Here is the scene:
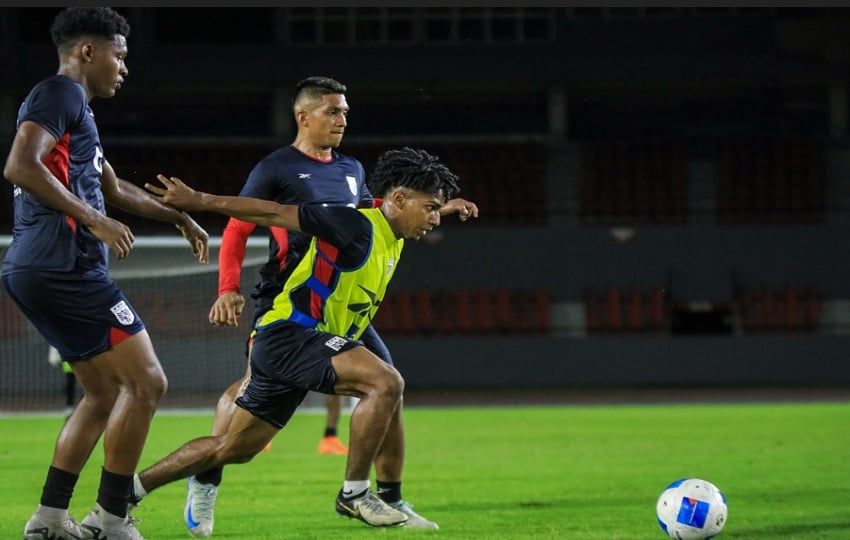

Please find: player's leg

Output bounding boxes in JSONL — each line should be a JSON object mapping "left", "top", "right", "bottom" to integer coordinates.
{"left": 21, "top": 356, "right": 119, "bottom": 540}
{"left": 133, "top": 405, "right": 279, "bottom": 537}
{"left": 362, "top": 325, "right": 438, "bottom": 529}
{"left": 77, "top": 330, "right": 167, "bottom": 539}
{"left": 318, "top": 394, "right": 349, "bottom": 455}
{"left": 189, "top": 337, "right": 253, "bottom": 523}
{"left": 6, "top": 271, "right": 157, "bottom": 540}
{"left": 209, "top": 332, "right": 255, "bottom": 439}
{"left": 330, "top": 346, "right": 408, "bottom": 527}
{"left": 134, "top": 343, "right": 298, "bottom": 539}
{"left": 137, "top": 406, "right": 278, "bottom": 493}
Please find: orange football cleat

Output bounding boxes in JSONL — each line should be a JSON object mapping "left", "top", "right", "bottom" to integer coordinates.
{"left": 318, "top": 435, "right": 348, "bottom": 455}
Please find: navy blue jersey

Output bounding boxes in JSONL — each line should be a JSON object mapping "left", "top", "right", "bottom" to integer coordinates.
{"left": 2, "top": 75, "right": 108, "bottom": 275}
{"left": 240, "top": 145, "right": 373, "bottom": 299}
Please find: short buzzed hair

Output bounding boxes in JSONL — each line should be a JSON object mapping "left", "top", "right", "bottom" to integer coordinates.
{"left": 292, "top": 76, "right": 347, "bottom": 112}
{"left": 50, "top": 7, "right": 130, "bottom": 51}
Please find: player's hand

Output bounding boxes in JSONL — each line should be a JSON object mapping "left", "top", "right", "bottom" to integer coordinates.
{"left": 440, "top": 197, "right": 479, "bottom": 222}
{"left": 209, "top": 291, "right": 245, "bottom": 327}
{"left": 88, "top": 214, "right": 135, "bottom": 260}
{"left": 145, "top": 174, "right": 202, "bottom": 211}
{"left": 176, "top": 215, "right": 210, "bottom": 264}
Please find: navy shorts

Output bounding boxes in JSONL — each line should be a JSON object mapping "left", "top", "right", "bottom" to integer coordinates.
{"left": 236, "top": 321, "right": 360, "bottom": 428}
{"left": 249, "top": 296, "right": 392, "bottom": 365}
{"left": 2, "top": 270, "right": 145, "bottom": 361}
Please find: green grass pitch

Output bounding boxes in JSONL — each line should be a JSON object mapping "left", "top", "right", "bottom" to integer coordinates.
{"left": 1, "top": 400, "right": 847, "bottom": 539}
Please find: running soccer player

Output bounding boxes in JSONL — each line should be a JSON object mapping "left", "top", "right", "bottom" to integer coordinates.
{"left": 134, "top": 147, "right": 470, "bottom": 529}
{"left": 3, "top": 8, "right": 209, "bottom": 540}
{"left": 179, "top": 77, "right": 476, "bottom": 536}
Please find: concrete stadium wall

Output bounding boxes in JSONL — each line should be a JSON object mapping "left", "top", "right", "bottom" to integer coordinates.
{"left": 385, "top": 334, "right": 850, "bottom": 389}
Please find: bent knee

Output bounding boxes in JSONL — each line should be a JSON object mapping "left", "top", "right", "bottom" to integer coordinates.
{"left": 377, "top": 368, "right": 404, "bottom": 399}
{"left": 126, "top": 369, "right": 168, "bottom": 405}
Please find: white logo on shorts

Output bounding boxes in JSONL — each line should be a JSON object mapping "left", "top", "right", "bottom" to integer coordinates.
{"left": 325, "top": 336, "right": 348, "bottom": 351}
{"left": 110, "top": 300, "right": 135, "bottom": 325}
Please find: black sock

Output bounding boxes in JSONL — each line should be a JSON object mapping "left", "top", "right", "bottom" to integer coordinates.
{"left": 195, "top": 467, "right": 223, "bottom": 487}
{"left": 40, "top": 466, "right": 79, "bottom": 509}
{"left": 324, "top": 427, "right": 338, "bottom": 437}
{"left": 376, "top": 481, "right": 402, "bottom": 504}
{"left": 96, "top": 468, "right": 132, "bottom": 518}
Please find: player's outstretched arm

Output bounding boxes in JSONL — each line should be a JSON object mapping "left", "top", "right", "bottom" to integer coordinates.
{"left": 101, "top": 161, "right": 210, "bottom": 263}
{"left": 146, "top": 175, "right": 302, "bottom": 232}
{"left": 440, "top": 197, "right": 480, "bottom": 221}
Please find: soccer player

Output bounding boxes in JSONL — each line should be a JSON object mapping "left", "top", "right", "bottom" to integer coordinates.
{"left": 207, "top": 77, "right": 366, "bottom": 472}
{"left": 135, "top": 147, "right": 468, "bottom": 529}
{"left": 178, "top": 76, "right": 476, "bottom": 536}
{"left": 2, "top": 8, "right": 209, "bottom": 540}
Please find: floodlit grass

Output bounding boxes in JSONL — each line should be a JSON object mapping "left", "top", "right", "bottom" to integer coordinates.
{"left": 1, "top": 401, "right": 848, "bottom": 539}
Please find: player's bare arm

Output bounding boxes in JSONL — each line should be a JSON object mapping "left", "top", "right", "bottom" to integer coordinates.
{"left": 209, "top": 292, "right": 246, "bottom": 328}
{"left": 3, "top": 120, "right": 135, "bottom": 259}
{"left": 441, "top": 197, "right": 479, "bottom": 221}
{"left": 101, "top": 161, "right": 210, "bottom": 264}
{"left": 146, "top": 174, "right": 302, "bottom": 231}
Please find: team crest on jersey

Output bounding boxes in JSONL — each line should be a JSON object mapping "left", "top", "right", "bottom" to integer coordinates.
{"left": 346, "top": 175, "right": 357, "bottom": 196}
{"left": 324, "top": 336, "right": 349, "bottom": 351}
{"left": 110, "top": 300, "right": 135, "bottom": 325}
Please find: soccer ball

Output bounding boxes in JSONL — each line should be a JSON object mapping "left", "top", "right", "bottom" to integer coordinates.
{"left": 656, "top": 478, "right": 727, "bottom": 540}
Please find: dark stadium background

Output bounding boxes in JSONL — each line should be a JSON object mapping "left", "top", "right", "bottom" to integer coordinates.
{"left": 3, "top": 7, "right": 850, "bottom": 398}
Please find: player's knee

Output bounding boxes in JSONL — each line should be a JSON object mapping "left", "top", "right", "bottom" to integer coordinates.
{"left": 146, "top": 370, "right": 168, "bottom": 401}
{"left": 377, "top": 368, "right": 404, "bottom": 401}
{"left": 130, "top": 369, "right": 167, "bottom": 406}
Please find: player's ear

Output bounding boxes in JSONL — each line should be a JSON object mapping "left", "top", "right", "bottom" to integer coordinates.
{"left": 295, "top": 109, "right": 309, "bottom": 126}
{"left": 80, "top": 42, "right": 95, "bottom": 63}
{"left": 389, "top": 188, "right": 406, "bottom": 209}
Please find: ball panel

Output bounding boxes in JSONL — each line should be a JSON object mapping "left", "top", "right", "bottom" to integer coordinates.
{"left": 655, "top": 477, "right": 727, "bottom": 540}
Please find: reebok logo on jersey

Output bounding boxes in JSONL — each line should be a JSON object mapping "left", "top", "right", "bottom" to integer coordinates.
{"left": 298, "top": 173, "right": 312, "bottom": 179}
{"left": 110, "top": 300, "right": 135, "bottom": 325}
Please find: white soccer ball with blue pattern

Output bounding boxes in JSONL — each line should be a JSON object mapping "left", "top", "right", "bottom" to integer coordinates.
{"left": 656, "top": 478, "right": 727, "bottom": 540}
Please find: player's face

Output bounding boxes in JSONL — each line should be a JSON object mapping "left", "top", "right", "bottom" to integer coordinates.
{"left": 89, "top": 35, "right": 128, "bottom": 98}
{"left": 397, "top": 190, "right": 445, "bottom": 241}
{"left": 305, "top": 94, "right": 349, "bottom": 149}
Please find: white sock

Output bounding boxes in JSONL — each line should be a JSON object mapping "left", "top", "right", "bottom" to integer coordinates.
{"left": 133, "top": 474, "right": 148, "bottom": 500}
{"left": 36, "top": 505, "right": 68, "bottom": 521}
{"left": 98, "top": 506, "right": 128, "bottom": 528}
{"left": 342, "top": 480, "right": 370, "bottom": 498}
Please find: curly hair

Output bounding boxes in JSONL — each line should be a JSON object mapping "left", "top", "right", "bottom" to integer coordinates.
{"left": 368, "top": 147, "right": 461, "bottom": 201}
{"left": 292, "top": 76, "right": 347, "bottom": 110}
{"left": 50, "top": 7, "right": 130, "bottom": 50}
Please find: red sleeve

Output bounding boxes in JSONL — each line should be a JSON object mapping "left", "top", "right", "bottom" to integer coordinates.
{"left": 218, "top": 217, "right": 257, "bottom": 295}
